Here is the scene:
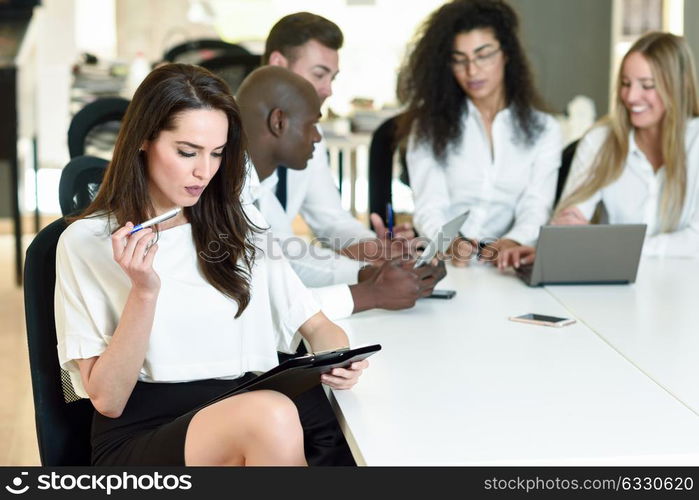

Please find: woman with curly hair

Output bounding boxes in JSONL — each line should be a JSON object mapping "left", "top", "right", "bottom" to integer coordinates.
{"left": 500, "top": 32, "right": 699, "bottom": 269}
{"left": 400, "top": 0, "right": 562, "bottom": 265}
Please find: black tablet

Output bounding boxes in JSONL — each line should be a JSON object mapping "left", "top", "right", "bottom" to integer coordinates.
{"left": 201, "top": 344, "right": 381, "bottom": 405}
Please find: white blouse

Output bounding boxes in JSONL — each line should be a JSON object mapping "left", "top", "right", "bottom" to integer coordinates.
{"left": 54, "top": 205, "right": 321, "bottom": 398}
{"left": 407, "top": 99, "right": 563, "bottom": 246}
{"left": 561, "top": 118, "right": 699, "bottom": 257}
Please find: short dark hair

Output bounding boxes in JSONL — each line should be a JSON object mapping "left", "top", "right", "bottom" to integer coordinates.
{"left": 262, "top": 12, "right": 343, "bottom": 64}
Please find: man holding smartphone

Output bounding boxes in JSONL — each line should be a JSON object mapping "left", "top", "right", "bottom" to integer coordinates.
{"left": 258, "top": 12, "right": 447, "bottom": 318}
{"left": 241, "top": 12, "right": 447, "bottom": 467}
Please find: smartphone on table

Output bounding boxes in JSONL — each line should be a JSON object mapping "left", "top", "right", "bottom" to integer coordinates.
{"left": 508, "top": 313, "right": 576, "bottom": 327}
{"left": 426, "top": 289, "right": 456, "bottom": 299}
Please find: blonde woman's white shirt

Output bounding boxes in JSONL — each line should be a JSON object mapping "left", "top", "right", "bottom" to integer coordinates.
{"left": 407, "top": 99, "right": 563, "bottom": 246}
{"left": 561, "top": 118, "right": 699, "bottom": 257}
{"left": 54, "top": 204, "right": 320, "bottom": 399}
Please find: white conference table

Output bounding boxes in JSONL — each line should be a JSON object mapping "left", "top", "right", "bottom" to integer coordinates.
{"left": 546, "top": 258, "right": 699, "bottom": 414}
{"left": 331, "top": 260, "right": 699, "bottom": 466}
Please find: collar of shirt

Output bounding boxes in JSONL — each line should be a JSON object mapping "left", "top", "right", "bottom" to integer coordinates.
{"left": 465, "top": 98, "right": 511, "bottom": 129}
{"left": 626, "top": 128, "right": 664, "bottom": 182}
{"left": 260, "top": 169, "right": 280, "bottom": 194}
{"left": 623, "top": 128, "right": 664, "bottom": 235}
{"left": 242, "top": 160, "right": 279, "bottom": 206}
{"left": 628, "top": 128, "right": 642, "bottom": 157}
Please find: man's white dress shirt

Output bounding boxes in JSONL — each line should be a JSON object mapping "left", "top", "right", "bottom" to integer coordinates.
{"left": 245, "top": 135, "right": 376, "bottom": 319}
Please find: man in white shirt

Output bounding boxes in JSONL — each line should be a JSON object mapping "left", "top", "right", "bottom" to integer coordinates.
{"left": 260, "top": 12, "right": 446, "bottom": 319}
{"left": 237, "top": 63, "right": 442, "bottom": 467}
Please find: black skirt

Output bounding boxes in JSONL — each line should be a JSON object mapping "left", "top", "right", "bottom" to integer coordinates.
{"left": 91, "top": 374, "right": 256, "bottom": 466}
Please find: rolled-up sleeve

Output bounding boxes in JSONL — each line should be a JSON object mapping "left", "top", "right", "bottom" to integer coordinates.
{"left": 54, "top": 233, "right": 112, "bottom": 398}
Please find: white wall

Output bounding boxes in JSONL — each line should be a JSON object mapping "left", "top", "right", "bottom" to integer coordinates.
{"left": 212, "top": 0, "right": 445, "bottom": 113}
{"left": 112, "top": 0, "right": 445, "bottom": 113}
{"left": 75, "top": 0, "right": 117, "bottom": 60}
{"left": 115, "top": 0, "right": 218, "bottom": 63}
{"left": 33, "top": 0, "right": 77, "bottom": 171}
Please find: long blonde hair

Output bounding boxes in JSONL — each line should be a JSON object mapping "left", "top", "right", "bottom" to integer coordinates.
{"left": 556, "top": 32, "right": 699, "bottom": 232}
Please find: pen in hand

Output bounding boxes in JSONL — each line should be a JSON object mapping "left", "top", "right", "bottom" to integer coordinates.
{"left": 129, "top": 208, "right": 181, "bottom": 234}
{"left": 386, "top": 202, "right": 394, "bottom": 239}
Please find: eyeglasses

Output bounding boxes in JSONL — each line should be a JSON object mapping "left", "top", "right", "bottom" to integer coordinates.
{"left": 450, "top": 47, "right": 502, "bottom": 71}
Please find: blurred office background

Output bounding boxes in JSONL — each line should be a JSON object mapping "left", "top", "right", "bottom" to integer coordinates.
{"left": 0, "top": 0, "right": 695, "bottom": 465}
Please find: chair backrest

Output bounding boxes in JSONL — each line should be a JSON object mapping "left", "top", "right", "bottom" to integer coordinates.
{"left": 554, "top": 139, "right": 580, "bottom": 207}
{"left": 367, "top": 113, "right": 409, "bottom": 224}
{"left": 198, "top": 53, "right": 260, "bottom": 93}
{"left": 68, "top": 97, "right": 130, "bottom": 159}
{"left": 24, "top": 218, "right": 94, "bottom": 465}
{"left": 58, "top": 155, "right": 108, "bottom": 216}
{"left": 163, "top": 38, "right": 251, "bottom": 63}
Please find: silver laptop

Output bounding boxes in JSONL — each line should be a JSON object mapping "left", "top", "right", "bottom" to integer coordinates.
{"left": 516, "top": 224, "right": 647, "bottom": 286}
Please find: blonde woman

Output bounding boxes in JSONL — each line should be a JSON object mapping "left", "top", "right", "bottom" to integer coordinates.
{"left": 499, "top": 32, "right": 699, "bottom": 269}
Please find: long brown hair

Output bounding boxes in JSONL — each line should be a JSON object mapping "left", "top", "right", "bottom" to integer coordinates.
{"left": 556, "top": 32, "right": 699, "bottom": 232}
{"left": 76, "top": 63, "right": 257, "bottom": 317}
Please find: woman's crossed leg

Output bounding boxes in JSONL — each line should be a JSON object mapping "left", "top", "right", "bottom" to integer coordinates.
{"left": 184, "top": 390, "right": 306, "bottom": 466}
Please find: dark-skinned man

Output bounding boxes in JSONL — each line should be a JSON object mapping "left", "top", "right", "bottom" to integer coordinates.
{"left": 236, "top": 66, "right": 444, "bottom": 466}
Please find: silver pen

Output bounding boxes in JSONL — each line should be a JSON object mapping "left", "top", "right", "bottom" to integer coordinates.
{"left": 129, "top": 208, "right": 181, "bottom": 234}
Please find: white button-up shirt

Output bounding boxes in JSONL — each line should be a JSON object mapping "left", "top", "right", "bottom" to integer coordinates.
{"left": 285, "top": 136, "right": 377, "bottom": 248}
{"left": 562, "top": 118, "right": 699, "bottom": 257}
{"left": 407, "top": 99, "right": 563, "bottom": 246}
{"left": 244, "top": 135, "right": 376, "bottom": 319}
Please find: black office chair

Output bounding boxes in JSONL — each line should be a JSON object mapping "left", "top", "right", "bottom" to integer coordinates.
{"left": 68, "top": 97, "right": 130, "bottom": 159}
{"left": 367, "top": 113, "right": 410, "bottom": 226}
{"left": 555, "top": 139, "right": 580, "bottom": 207}
{"left": 24, "top": 218, "right": 94, "bottom": 465}
{"left": 163, "top": 38, "right": 252, "bottom": 63}
{"left": 58, "top": 155, "right": 108, "bottom": 216}
{"left": 198, "top": 53, "right": 260, "bottom": 93}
